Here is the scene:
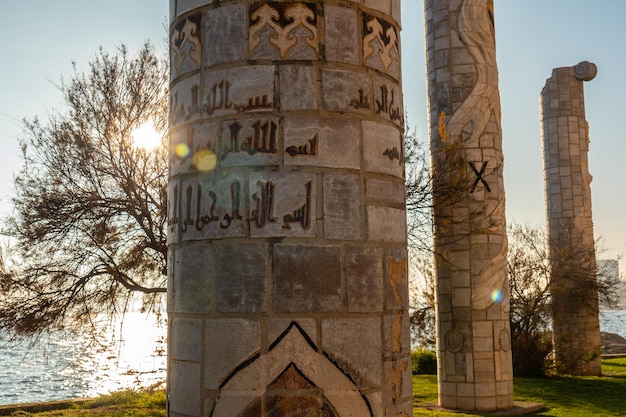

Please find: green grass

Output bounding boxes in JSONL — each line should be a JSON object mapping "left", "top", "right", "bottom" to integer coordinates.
{"left": 412, "top": 358, "right": 626, "bottom": 416}
{"left": 1, "top": 389, "right": 166, "bottom": 417}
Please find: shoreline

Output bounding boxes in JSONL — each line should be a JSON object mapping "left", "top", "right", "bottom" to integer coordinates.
{"left": 0, "top": 398, "right": 94, "bottom": 416}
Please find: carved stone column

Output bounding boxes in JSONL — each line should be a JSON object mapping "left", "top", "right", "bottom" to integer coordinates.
{"left": 167, "top": 1, "right": 411, "bottom": 416}
{"left": 424, "top": 0, "right": 513, "bottom": 411}
{"left": 540, "top": 61, "right": 601, "bottom": 376}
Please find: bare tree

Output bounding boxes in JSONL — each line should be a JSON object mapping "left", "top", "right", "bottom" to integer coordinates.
{"left": 0, "top": 43, "right": 168, "bottom": 338}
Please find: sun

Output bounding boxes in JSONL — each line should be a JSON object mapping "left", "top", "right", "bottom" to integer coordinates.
{"left": 131, "top": 121, "right": 161, "bottom": 151}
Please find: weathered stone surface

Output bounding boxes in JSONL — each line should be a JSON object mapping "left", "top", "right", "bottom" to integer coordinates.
{"left": 168, "top": 0, "right": 410, "bottom": 415}
{"left": 346, "top": 246, "right": 384, "bottom": 312}
{"left": 170, "top": 243, "right": 210, "bottom": 313}
{"left": 322, "top": 318, "right": 382, "bottom": 388}
{"left": 215, "top": 243, "right": 267, "bottom": 313}
{"left": 274, "top": 244, "right": 342, "bottom": 312}
{"left": 170, "top": 317, "right": 202, "bottom": 361}
{"left": 323, "top": 173, "right": 362, "bottom": 240}
{"left": 325, "top": 6, "right": 359, "bottom": 64}
{"left": 365, "top": 178, "right": 405, "bottom": 205}
{"left": 279, "top": 66, "right": 318, "bottom": 110}
{"left": 204, "top": 319, "right": 261, "bottom": 389}
{"left": 363, "top": 121, "right": 404, "bottom": 178}
{"left": 425, "top": 0, "right": 512, "bottom": 411}
{"left": 204, "top": 5, "right": 245, "bottom": 66}
{"left": 322, "top": 69, "right": 370, "bottom": 114}
{"left": 367, "top": 206, "right": 407, "bottom": 243}
{"left": 170, "top": 74, "right": 201, "bottom": 126}
{"left": 248, "top": 171, "right": 316, "bottom": 238}
{"left": 169, "top": 361, "right": 200, "bottom": 416}
{"left": 283, "top": 117, "right": 360, "bottom": 170}
{"left": 540, "top": 62, "right": 601, "bottom": 376}
{"left": 177, "top": 173, "right": 246, "bottom": 241}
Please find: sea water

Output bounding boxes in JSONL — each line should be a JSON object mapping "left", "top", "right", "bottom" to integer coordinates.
{"left": 0, "top": 312, "right": 166, "bottom": 406}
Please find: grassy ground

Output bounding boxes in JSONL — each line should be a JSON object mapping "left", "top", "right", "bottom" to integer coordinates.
{"left": 3, "top": 359, "right": 625, "bottom": 416}
{"left": 413, "top": 358, "right": 626, "bottom": 416}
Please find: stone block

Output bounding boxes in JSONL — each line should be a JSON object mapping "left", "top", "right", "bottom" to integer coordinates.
{"left": 249, "top": 171, "right": 317, "bottom": 238}
{"left": 203, "top": 66, "right": 274, "bottom": 118}
{"left": 178, "top": 173, "right": 246, "bottom": 241}
{"left": 367, "top": 206, "right": 407, "bottom": 243}
{"left": 385, "top": 249, "right": 408, "bottom": 309}
{"left": 170, "top": 74, "right": 201, "bottom": 126}
{"left": 346, "top": 246, "right": 384, "bottom": 312}
{"left": 204, "top": 5, "right": 245, "bottom": 67}
{"left": 170, "top": 317, "right": 202, "bottom": 361}
{"left": 204, "top": 319, "right": 261, "bottom": 389}
{"left": 220, "top": 118, "right": 279, "bottom": 167}
{"left": 323, "top": 173, "right": 362, "bottom": 240}
{"left": 169, "top": 361, "right": 201, "bottom": 417}
{"left": 384, "top": 312, "right": 410, "bottom": 356}
{"left": 322, "top": 69, "right": 370, "bottom": 114}
{"left": 363, "top": 14, "right": 400, "bottom": 80}
{"left": 279, "top": 66, "right": 318, "bottom": 110}
{"left": 273, "top": 244, "right": 342, "bottom": 312}
{"left": 215, "top": 243, "right": 267, "bottom": 313}
{"left": 171, "top": 242, "right": 211, "bottom": 313}
{"left": 325, "top": 6, "right": 359, "bottom": 64}
{"left": 170, "top": 122, "right": 218, "bottom": 176}
{"left": 283, "top": 117, "right": 360, "bottom": 169}
{"left": 249, "top": 2, "right": 319, "bottom": 60}
{"left": 475, "top": 396, "right": 497, "bottom": 411}
{"left": 383, "top": 356, "right": 412, "bottom": 402}
{"left": 171, "top": 13, "right": 202, "bottom": 79}
{"left": 365, "top": 178, "right": 405, "bottom": 205}
{"left": 473, "top": 321, "right": 493, "bottom": 338}
{"left": 322, "top": 318, "right": 382, "bottom": 388}
{"left": 362, "top": 121, "right": 404, "bottom": 178}
{"left": 372, "top": 77, "right": 403, "bottom": 126}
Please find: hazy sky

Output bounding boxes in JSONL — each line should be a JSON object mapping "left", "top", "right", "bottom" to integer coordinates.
{"left": 1, "top": 1, "right": 624, "bottom": 271}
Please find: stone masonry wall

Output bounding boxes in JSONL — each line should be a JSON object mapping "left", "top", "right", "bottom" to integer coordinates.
{"left": 540, "top": 61, "right": 601, "bottom": 376}
{"left": 424, "top": 0, "right": 514, "bottom": 411}
{"left": 167, "top": 1, "right": 412, "bottom": 416}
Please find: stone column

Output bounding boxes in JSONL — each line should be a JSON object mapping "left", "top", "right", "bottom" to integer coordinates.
{"left": 424, "top": 0, "right": 513, "bottom": 411}
{"left": 540, "top": 61, "right": 601, "bottom": 376}
{"left": 167, "top": 1, "right": 411, "bottom": 416}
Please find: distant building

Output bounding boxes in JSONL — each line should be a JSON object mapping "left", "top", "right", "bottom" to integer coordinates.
{"left": 598, "top": 259, "right": 625, "bottom": 309}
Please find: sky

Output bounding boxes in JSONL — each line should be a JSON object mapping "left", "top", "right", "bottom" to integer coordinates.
{"left": 1, "top": 1, "right": 625, "bottom": 273}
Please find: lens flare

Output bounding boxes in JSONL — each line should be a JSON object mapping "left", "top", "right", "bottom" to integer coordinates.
{"left": 175, "top": 143, "right": 190, "bottom": 159}
{"left": 491, "top": 288, "right": 505, "bottom": 304}
{"left": 194, "top": 148, "right": 217, "bottom": 172}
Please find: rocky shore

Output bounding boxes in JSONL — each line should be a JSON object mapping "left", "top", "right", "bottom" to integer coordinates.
{"left": 601, "top": 331, "right": 626, "bottom": 356}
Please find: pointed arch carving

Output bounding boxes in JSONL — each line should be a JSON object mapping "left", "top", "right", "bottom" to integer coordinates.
{"left": 210, "top": 322, "right": 372, "bottom": 417}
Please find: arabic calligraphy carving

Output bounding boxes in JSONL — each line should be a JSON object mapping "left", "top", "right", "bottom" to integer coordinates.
{"left": 282, "top": 182, "right": 311, "bottom": 230}
{"left": 223, "top": 119, "right": 278, "bottom": 160}
{"left": 249, "top": 2, "right": 318, "bottom": 60}
{"left": 170, "top": 80, "right": 201, "bottom": 125}
{"left": 172, "top": 13, "right": 201, "bottom": 75}
{"left": 204, "top": 80, "right": 233, "bottom": 116}
{"left": 383, "top": 147, "right": 401, "bottom": 165}
{"left": 350, "top": 88, "right": 370, "bottom": 110}
{"left": 285, "top": 134, "right": 317, "bottom": 157}
{"left": 376, "top": 84, "right": 404, "bottom": 125}
{"left": 252, "top": 180, "right": 278, "bottom": 228}
{"left": 363, "top": 13, "right": 400, "bottom": 77}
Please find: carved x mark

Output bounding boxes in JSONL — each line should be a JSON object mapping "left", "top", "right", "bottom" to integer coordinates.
{"left": 469, "top": 161, "right": 491, "bottom": 193}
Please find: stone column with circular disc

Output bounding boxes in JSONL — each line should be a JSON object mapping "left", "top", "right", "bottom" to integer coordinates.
{"left": 167, "top": 1, "right": 411, "bottom": 416}
{"left": 540, "top": 61, "right": 601, "bottom": 376}
{"left": 424, "top": 0, "right": 513, "bottom": 411}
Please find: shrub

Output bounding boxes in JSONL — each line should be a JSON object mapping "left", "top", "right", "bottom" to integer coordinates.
{"left": 411, "top": 347, "right": 437, "bottom": 375}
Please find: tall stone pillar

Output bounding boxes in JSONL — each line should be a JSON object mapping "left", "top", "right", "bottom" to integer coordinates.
{"left": 424, "top": 0, "right": 513, "bottom": 411}
{"left": 167, "top": 1, "right": 411, "bottom": 416}
{"left": 540, "top": 61, "right": 601, "bottom": 376}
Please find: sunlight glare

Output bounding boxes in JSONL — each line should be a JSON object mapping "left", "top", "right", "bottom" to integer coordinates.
{"left": 131, "top": 121, "right": 161, "bottom": 151}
